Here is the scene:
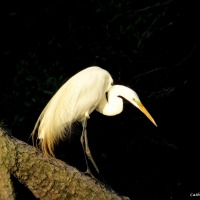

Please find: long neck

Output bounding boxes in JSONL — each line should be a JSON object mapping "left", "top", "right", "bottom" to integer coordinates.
{"left": 96, "top": 85, "right": 124, "bottom": 116}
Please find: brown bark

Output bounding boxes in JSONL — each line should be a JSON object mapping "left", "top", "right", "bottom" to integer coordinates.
{"left": 0, "top": 127, "right": 129, "bottom": 200}
{"left": 0, "top": 164, "right": 15, "bottom": 200}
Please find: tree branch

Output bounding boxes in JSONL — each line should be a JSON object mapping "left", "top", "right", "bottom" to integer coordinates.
{"left": 0, "top": 127, "right": 129, "bottom": 200}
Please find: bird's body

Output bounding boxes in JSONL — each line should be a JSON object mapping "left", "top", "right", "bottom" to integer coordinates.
{"left": 32, "top": 66, "right": 157, "bottom": 175}
{"left": 33, "top": 67, "right": 113, "bottom": 155}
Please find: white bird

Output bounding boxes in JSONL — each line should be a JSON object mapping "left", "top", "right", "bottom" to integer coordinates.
{"left": 32, "top": 66, "right": 157, "bottom": 176}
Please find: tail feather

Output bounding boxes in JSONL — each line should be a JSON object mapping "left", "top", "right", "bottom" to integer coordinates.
{"left": 31, "top": 78, "right": 81, "bottom": 156}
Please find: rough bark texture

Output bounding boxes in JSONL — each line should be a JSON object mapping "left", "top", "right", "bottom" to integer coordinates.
{"left": 0, "top": 127, "right": 129, "bottom": 200}
{"left": 0, "top": 164, "right": 15, "bottom": 200}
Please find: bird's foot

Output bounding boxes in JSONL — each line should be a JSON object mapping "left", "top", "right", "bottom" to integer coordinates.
{"left": 84, "top": 169, "right": 96, "bottom": 179}
{"left": 84, "top": 169, "right": 111, "bottom": 190}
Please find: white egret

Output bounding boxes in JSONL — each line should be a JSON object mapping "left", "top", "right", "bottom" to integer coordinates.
{"left": 32, "top": 66, "right": 157, "bottom": 176}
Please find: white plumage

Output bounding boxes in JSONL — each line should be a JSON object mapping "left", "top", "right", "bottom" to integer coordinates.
{"left": 32, "top": 66, "right": 156, "bottom": 174}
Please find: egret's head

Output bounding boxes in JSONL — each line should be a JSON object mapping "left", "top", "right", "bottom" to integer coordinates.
{"left": 131, "top": 96, "right": 157, "bottom": 127}
{"left": 112, "top": 85, "right": 157, "bottom": 127}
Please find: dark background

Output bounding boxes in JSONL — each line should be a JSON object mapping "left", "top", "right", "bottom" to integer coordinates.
{"left": 1, "top": 0, "right": 198, "bottom": 199}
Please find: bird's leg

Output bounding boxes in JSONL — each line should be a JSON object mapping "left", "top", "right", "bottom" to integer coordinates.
{"left": 80, "top": 124, "right": 93, "bottom": 177}
{"left": 83, "top": 122, "right": 100, "bottom": 174}
{"left": 81, "top": 117, "right": 109, "bottom": 185}
{"left": 81, "top": 117, "right": 100, "bottom": 177}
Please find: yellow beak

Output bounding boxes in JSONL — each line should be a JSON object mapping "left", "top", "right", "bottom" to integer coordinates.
{"left": 133, "top": 99, "right": 157, "bottom": 127}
